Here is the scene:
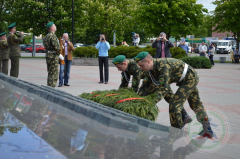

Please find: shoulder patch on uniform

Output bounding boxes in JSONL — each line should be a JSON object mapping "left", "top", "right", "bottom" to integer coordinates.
{"left": 132, "top": 79, "right": 136, "bottom": 85}
{"left": 159, "top": 78, "right": 164, "bottom": 84}
{"left": 143, "top": 77, "right": 148, "bottom": 82}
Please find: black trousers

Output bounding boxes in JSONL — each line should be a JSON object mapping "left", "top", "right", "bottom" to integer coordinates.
{"left": 98, "top": 56, "right": 109, "bottom": 82}
{"left": 209, "top": 55, "right": 214, "bottom": 65}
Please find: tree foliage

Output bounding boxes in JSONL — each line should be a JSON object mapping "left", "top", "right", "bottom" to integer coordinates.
{"left": 191, "top": 14, "right": 213, "bottom": 38}
{"left": 212, "top": 0, "right": 240, "bottom": 49}
{"left": 136, "top": 0, "right": 207, "bottom": 39}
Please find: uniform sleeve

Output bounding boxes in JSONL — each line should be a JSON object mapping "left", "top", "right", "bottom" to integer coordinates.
{"left": 50, "top": 36, "right": 61, "bottom": 54}
{"left": 119, "top": 72, "right": 129, "bottom": 89}
{"left": 1, "top": 41, "right": 8, "bottom": 47}
{"left": 155, "top": 65, "right": 170, "bottom": 103}
{"left": 11, "top": 34, "right": 23, "bottom": 43}
{"left": 131, "top": 66, "right": 141, "bottom": 92}
{"left": 138, "top": 72, "right": 150, "bottom": 96}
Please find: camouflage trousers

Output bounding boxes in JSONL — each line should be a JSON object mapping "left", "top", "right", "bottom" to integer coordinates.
{"left": 141, "top": 69, "right": 209, "bottom": 128}
{"left": 0, "top": 59, "right": 9, "bottom": 75}
{"left": 46, "top": 54, "right": 59, "bottom": 87}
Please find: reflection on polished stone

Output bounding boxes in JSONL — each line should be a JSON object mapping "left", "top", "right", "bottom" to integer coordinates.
{"left": 1, "top": 73, "right": 240, "bottom": 159}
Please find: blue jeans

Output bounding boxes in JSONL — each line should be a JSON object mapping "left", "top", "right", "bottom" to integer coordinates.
{"left": 59, "top": 55, "right": 72, "bottom": 85}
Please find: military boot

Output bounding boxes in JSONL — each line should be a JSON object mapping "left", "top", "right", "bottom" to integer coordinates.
{"left": 198, "top": 121, "right": 213, "bottom": 138}
{"left": 182, "top": 108, "right": 192, "bottom": 125}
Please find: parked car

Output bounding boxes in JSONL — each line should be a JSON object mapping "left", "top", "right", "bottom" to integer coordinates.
{"left": 25, "top": 45, "right": 46, "bottom": 53}
{"left": 193, "top": 47, "right": 199, "bottom": 53}
{"left": 19, "top": 44, "right": 32, "bottom": 51}
{"left": 19, "top": 44, "right": 26, "bottom": 51}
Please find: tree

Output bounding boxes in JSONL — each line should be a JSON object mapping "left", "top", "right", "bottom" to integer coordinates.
{"left": 213, "top": 0, "right": 240, "bottom": 49}
{"left": 5, "top": 0, "right": 87, "bottom": 40}
{"left": 84, "top": 0, "right": 139, "bottom": 44}
{"left": 136, "top": 0, "right": 207, "bottom": 39}
{"left": 191, "top": 14, "right": 213, "bottom": 38}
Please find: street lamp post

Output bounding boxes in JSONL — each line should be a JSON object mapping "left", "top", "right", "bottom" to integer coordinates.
{"left": 72, "top": 0, "right": 74, "bottom": 44}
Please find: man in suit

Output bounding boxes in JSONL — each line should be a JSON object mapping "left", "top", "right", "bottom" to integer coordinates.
{"left": 7, "top": 22, "right": 23, "bottom": 78}
{"left": 58, "top": 33, "right": 75, "bottom": 87}
{"left": 152, "top": 32, "right": 174, "bottom": 58}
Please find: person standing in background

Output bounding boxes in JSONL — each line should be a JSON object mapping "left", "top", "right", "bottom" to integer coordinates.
{"left": 152, "top": 32, "right": 173, "bottom": 58}
{"left": 95, "top": 34, "right": 110, "bottom": 84}
{"left": 199, "top": 42, "right": 207, "bottom": 57}
{"left": 208, "top": 43, "right": 215, "bottom": 66}
{"left": 0, "top": 31, "right": 9, "bottom": 75}
{"left": 179, "top": 41, "right": 189, "bottom": 56}
{"left": 135, "top": 34, "right": 140, "bottom": 46}
{"left": 58, "top": 33, "right": 75, "bottom": 87}
{"left": 7, "top": 22, "right": 23, "bottom": 78}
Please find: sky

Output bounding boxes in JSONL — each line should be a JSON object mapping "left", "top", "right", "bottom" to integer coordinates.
{"left": 197, "top": 0, "right": 216, "bottom": 12}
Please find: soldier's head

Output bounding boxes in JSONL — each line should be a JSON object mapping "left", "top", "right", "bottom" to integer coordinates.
{"left": 63, "top": 33, "right": 69, "bottom": 41}
{"left": 7, "top": 22, "right": 16, "bottom": 33}
{"left": 46, "top": 22, "right": 56, "bottom": 32}
{"left": 134, "top": 51, "right": 153, "bottom": 71}
{"left": 112, "top": 55, "right": 128, "bottom": 71}
{"left": 0, "top": 31, "right": 7, "bottom": 40}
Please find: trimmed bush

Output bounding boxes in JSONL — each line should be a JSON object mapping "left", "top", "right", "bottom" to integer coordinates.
{"left": 73, "top": 45, "right": 186, "bottom": 59}
{"left": 181, "top": 56, "right": 212, "bottom": 69}
{"left": 170, "top": 47, "right": 187, "bottom": 59}
{"left": 80, "top": 88, "right": 159, "bottom": 121}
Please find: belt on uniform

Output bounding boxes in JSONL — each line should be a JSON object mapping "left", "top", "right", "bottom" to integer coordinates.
{"left": 178, "top": 63, "right": 188, "bottom": 83}
{"left": 47, "top": 51, "right": 56, "bottom": 53}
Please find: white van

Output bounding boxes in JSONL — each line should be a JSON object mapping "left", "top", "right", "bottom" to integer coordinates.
{"left": 216, "top": 40, "right": 233, "bottom": 54}
{"left": 177, "top": 42, "right": 192, "bottom": 53}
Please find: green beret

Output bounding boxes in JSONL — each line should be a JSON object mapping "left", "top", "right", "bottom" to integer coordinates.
{"left": 134, "top": 51, "right": 149, "bottom": 62}
{"left": 46, "top": 21, "right": 54, "bottom": 28}
{"left": 8, "top": 22, "right": 16, "bottom": 28}
{"left": 112, "top": 55, "right": 126, "bottom": 65}
{"left": 0, "top": 31, "right": 6, "bottom": 36}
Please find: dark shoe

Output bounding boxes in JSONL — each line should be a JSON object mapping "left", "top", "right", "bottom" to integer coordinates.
{"left": 105, "top": 81, "right": 108, "bottom": 84}
{"left": 98, "top": 81, "right": 103, "bottom": 84}
{"left": 182, "top": 108, "right": 192, "bottom": 126}
{"left": 58, "top": 84, "right": 62, "bottom": 87}
{"left": 64, "top": 84, "right": 70, "bottom": 86}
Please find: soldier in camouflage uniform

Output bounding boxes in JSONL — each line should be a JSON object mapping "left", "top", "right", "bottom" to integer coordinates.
{"left": 43, "top": 21, "right": 62, "bottom": 87}
{"left": 7, "top": 22, "right": 23, "bottom": 78}
{"left": 0, "top": 31, "right": 9, "bottom": 75}
{"left": 112, "top": 55, "right": 192, "bottom": 126}
{"left": 112, "top": 55, "right": 142, "bottom": 92}
{"left": 134, "top": 51, "right": 213, "bottom": 137}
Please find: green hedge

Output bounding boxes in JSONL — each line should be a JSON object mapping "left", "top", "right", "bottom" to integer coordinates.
{"left": 181, "top": 56, "right": 212, "bottom": 69}
{"left": 73, "top": 45, "right": 187, "bottom": 59}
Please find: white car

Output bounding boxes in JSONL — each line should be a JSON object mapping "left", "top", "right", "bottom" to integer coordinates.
{"left": 74, "top": 43, "right": 84, "bottom": 48}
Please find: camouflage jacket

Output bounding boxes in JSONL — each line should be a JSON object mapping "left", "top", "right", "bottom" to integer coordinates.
{"left": 138, "top": 58, "right": 193, "bottom": 101}
{"left": 43, "top": 32, "right": 61, "bottom": 55}
{"left": 120, "top": 59, "right": 143, "bottom": 92}
{"left": 7, "top": 33, "right": 23, "bottom": 57}
{"left": 0, "top": 40, "right": 9, "bottom": 60}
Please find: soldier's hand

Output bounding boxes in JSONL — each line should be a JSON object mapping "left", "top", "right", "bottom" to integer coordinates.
{"left": 20, "top": 31, "right": 24, "bottom": 35}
